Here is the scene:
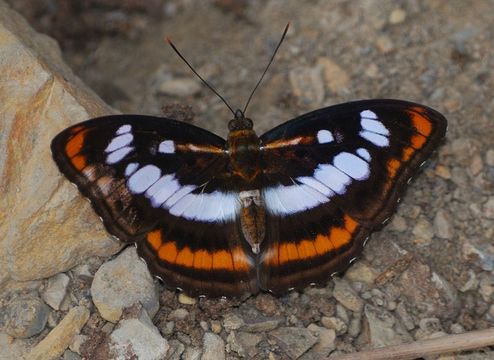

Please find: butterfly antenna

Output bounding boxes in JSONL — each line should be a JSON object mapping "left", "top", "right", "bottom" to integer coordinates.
{"left": 166, "top": 37, "right": 236, "bottom": 117}
{"left": 242, "top": 22, "right": 290, "bottom": 115}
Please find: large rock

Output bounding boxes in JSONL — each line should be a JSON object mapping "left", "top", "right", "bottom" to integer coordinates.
{"left": 0, "top": 1, "right": 120, "bottom": 289}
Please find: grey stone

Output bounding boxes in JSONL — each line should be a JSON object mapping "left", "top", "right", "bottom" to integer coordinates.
{"left": 63, "top": 350, "right": 81, "bottom": 360}
{"left": 236, "top": 331, "right": 263, "bottom": 358}
{"left": 307, "top": 324, "right": 336, "bottom": 356}
{"left": 241, "top": 318, "right": 280, "bottom": 333}
{"left": 42, "top": 273, "right": 70, "bottom": 310}
{"left": 321, "top": 316, "right": 347, "bottom": 335}
{"left": 395, "top": 301, "right": 415, "bottom": 331}
{"left": 332, "top": 278, "right": 364, "bottom": 312}
{"left": 462, "top": 242, "right": 494, "bottom": 271}
{"left": 0, "top": 332, "right": 29, "bottom": 359}
{"left": 459, "top": 270, "right": 478, "bottom": 292}
{"left": 3, "top": 295, "right": 49, "bottom": 338}
{"left": 183, "top": 346, "right": 202, "bottom": 360}
{"left": 483, "top": 197, "right": 494, "bottom": 219}
{"left": 168, "top": 308, "right": 189, "bottom": 321}
{"left": 269, "top": 327, "right": 318, "bottom": 359}
{"left": 201, "top": 332, "right": 225, "bottom": 360}
{"left": 91, "top": 247, "right": 159, "bottom": 322}
{"left": 469, "top": 154, "right": 483, "bottom": 175}
{"left": 363, "top": 304, "right": 413, "bottom": 348}
{"left": 478, "top": 273, "right": 494, "bottom": 301}
{"left": 317, "top": 57, "right": 350, "bottom": 93}
{"left": 417, "top": 317, "right": 443, "bottom": 338}
{"left": 344, "top": 262, "right": 378, "bottom": 285}
{"left": 347, "top": 312, "right": 362, "bottom": 338}
{"left": 433, "top": 210, "right": 454, "bottom": 239}
{"left": 412, "top": 217, "right": 434, "bottom": 242}
{"left": 166, "top": 340, "right": 185, "bottom": 360}
{"left": 486, "top": 149, "right": 494, "bottom": 166}
{"left": 223, "top": 313, "right": 244, "bottom": 331}
{"left": 69, "top": 334, "right": 87, "bottom": 355}
{"left": 289, "top": 65, "right": 325, "bottom": 108}
{"left": 109, "top": 306, "right": 169, "bottom": 360}
{"left": 227, "top": 331, "right": 262, "bottom": 358}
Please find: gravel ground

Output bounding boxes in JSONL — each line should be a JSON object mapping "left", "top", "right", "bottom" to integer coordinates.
{"left": 3, "top": 1, "right": 494, "bottom": 359}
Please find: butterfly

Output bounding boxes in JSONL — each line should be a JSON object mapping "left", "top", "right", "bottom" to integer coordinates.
{"left": 51, "top": 25, "right": 447, "bottom": 297}
{"left": 51, "top": 99, "right": 447, "bottom": 297}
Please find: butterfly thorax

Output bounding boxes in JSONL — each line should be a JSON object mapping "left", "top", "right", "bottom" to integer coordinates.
{"left": 227, "top": 112, "right": 262, "bottom": 186}
{"left": 226, "top": 111, "right": 265, "bottom": 254}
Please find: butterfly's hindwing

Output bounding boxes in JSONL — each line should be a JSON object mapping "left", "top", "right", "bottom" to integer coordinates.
{"left": 258, "top": 100, "right": 446, "bottom": 293}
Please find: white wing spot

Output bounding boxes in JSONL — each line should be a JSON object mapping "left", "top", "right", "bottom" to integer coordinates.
{"left": 125, "top": 162, "right": 139, "bottom": 176}
{"left": 159, "top": 140, "right": 175, "bottom": 154}
{"left": 127, "top": 165, "right": 161, "bottom": 194}
{"left": 264, "top": 183, "right": 329, "bottom": 216}
{"left": 116, "top": 124, "right": 132, "bottom": 135}
{"left": 360, "top": 130, "right": 389, "bottom": 147}
{"left": 105, "top": 133, "right": 133, "bottom": 153}
{"left": 314, "top": 164, "right": 351, "bottom": 194}
{"left": 145, "top": 174, "right": 180, "bottom": 207}
{"left": 168, "top": 191, "right": 239, "bottom": 222}
{"left": 356, "top": 148, "right": 371, "bottom": 162}
{"left": 106, "top": 146, "right": 133, "bottom": 164}
{"left": 296, "top": 176, "right": 335, "bottom": 197}
{"left": 164, "top": 185, "right": 196, "bottom": 208}
{"left": 333, "top": 152, "right": 370, "bottom": 180}
{"left": 360, "top": 110, "right": 377, "bottom": 119}
{"left": 317, "top": 129, "right": 334, "bottom": 144}
{"left": 361, "top": 118, "right": 389, "bottom": 136}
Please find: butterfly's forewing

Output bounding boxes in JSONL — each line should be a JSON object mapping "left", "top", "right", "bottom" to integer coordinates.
{"left": 51, "top": 115, "right": 257, "bottom": 297}
{"left": 258, "top": 100, "right": 447, "bottom": 293}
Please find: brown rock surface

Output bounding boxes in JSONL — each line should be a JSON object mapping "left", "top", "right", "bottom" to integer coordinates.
{"left": 0, "top": 1, "right": 121, "bottom": 289}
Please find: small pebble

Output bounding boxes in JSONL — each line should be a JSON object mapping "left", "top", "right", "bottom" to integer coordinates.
{"left": 485, "top": 149, "right": 494, "bottom": 166}
{"left": 483, "top": 197, "right": 494, "bottom": 219}
{"left": 202, "top": 332, "right": 225, "bottom": 360}
{"left": 390, "top": 215, "right": 407, "bottom": 232}
{"left": 4, "top": 295, "right": 49, "bottom": 338}
{"left": 333, "top": 279, "right": 364, "bottom": 312}
{"left": 289, "top": 65, "right": 325, "bottom": 108}
{"left": 389, "top": 8, "right": 406, "bottom": 24}
{"left": 317, "top": 57, "right": 350, "bottom": 93}
{"left": 435, "top": 165, "right": 452, "bottom": 179}
{"left": 433, "top": 210, "right": 454, "bottom": 239}
{"left": 210, "top": 320, "right": 222, "bottom": 334}
{"left": 42, "top": 273, "right": 70, "bottom": 310}
{"left": 469, "top": 154, "right": 483, "bottom": 175}
{"left": 376, "top": 35, "right": 394, "bottom": 53}
{"left": 178, "top": 293, "right": 197, "bottom": 305}
{"left": 269, "top": 327, "right": 318, "bottom": 359}
{"left": 158, "top": 78, "right": 201, "bottom": 97}
{"left": 412, "top": 217, "right": 434, "bottom": 242}
{"left": 168, "top": 308, "right": 189, "bottom": 321}
{"left": 321, "top": 316, "right": 348, "bottom": 335}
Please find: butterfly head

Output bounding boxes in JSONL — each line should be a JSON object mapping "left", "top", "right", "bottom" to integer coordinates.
{"left": 228, "top": 109, "right": 253, "bottom": 131}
